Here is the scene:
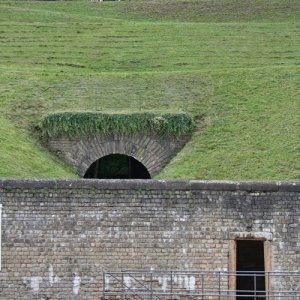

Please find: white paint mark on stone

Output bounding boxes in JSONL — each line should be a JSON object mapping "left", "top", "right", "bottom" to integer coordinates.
{"left": 250, "top": 192, "right": 260, "bottom": 196}
{"left": 217, "top": 267, "right": 228, "bottom": 272}
{"left": 124, "top": 275, "right": 131, "bottom": 288}
{"left": 73, "top": 273, "right": 81, "bottom": 295}
{"left": 49, "top": 265, "right": 54, "bottom": 286}
{"left": 114, "top": 227, "right": 120, "bottom": 238}
{"left": 184, "top": 276, "right": 195, "bottom": 291}
{"left": 279, "top": 242, "right": 285, "bottom": 250}
{"left": 49, "top": 264, "right": 59, "bottom": 286}
{"left": 174, "top": 215, "right": 188, "bottom": 222}
{"left": 158, "top": 276, "right": 169, "bottom": 291}
{"left": 189, "top": 276, "right": 196, "bottom": 291}
{"left": 174, "top": 275, "right": 183, "bottom": 286}
{"left": 173, "top": 275, "right": 195, "bottom": 291}
{"left": 104, "top": 275, "right": 110, "bottom": 290}
{"left": 31, "top": 277, "right": 42, "bottom": 293}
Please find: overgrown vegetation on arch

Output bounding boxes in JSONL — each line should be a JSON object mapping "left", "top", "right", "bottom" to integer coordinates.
{"left": 40, "top": 112, "right": 194, "bottom": 138}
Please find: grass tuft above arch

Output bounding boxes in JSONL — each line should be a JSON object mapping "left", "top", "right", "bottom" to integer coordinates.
{"left": 40, "top": 112, "right": 195, "bottom": 138}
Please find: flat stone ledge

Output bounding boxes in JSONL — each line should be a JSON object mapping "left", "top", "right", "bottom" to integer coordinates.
{"left": 0, "top": 179, "right": 299, "bottom": 192}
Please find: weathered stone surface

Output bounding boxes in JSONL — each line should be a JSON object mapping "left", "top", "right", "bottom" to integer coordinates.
{"left": 46, "top": 134, "right": 191, "bottom": 177}
{"left": 0, "top": 179, "right": 299, "bottom": 299}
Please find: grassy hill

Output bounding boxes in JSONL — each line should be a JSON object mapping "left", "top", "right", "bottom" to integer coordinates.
{"left": 0, "top": 0, "right": 299, "bottom": 179}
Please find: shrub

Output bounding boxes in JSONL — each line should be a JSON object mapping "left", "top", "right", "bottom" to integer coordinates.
{"left": 39, "top": 112, "right": 194, "bottom": 138}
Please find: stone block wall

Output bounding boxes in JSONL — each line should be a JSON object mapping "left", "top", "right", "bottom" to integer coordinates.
{"left": 0, "top": 179, "right": 299, "bottom": 299}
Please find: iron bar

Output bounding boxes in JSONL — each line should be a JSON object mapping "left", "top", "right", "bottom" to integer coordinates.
{"left": 201, "top": 273, "right": 204, "bottom": 300}
{"left": 103, "top": 270, "right": 300, "bottom": 299}
{"left": 121, "top": 272, "right": 124, "bottom": 300}
{"left": 102, "top": 271, "right": 106, "bottom": 300}
{"left": 102, "top": 292, "right": 300, "bottom": 298}
{"left": 254, "top": 272, "right": 257, "bottom": 300}
{"left": 105, "top": 272, "right": 144, "bottom": 300}
{"left": 150, "top": 272, "right": 153, "bottom": 300}
{"left": 125, "top": 273, "right": 163, "bottom": 300}
{"left": 170, "top": 270, "right": 173, "bottom": 300}
{"left": 218, "top": 271, "right": 221, "bottom": 300}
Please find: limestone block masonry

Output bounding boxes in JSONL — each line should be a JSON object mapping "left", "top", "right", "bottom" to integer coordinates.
{"left": 47, "top": 134, "right": 191, "bottom": 177}
{"left": 0, "top": 179, "right": 299, "bottom": 299}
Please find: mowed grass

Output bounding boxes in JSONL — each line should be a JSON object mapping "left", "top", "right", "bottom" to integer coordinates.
{"left": 0, "top": 0, "right": 299, "bottom": 179}
{"left": 0, "top": 116, "right": 74, "bottom": 178}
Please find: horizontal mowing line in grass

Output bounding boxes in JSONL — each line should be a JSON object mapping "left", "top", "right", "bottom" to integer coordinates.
{"left": 2, "top": 47, "right": 289, "bottom": 53}
{"left": 1, "top": 61, "right": 297, "bottom": 72}
{"left": 2, "top": 56, "right": 297, "bottom": 63}
{"left": 3, "top": 38, "right": 298, "bottom": 43}
{"left": 3, "top": 38, "right": 297, "bottom": 43}
{"left": 2, "top": 62, "right": 295, "bottom": 72}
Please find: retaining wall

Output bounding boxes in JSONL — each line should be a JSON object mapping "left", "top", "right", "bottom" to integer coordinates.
{"left": 0, "top": 179, "right": 299, "bottom": 299}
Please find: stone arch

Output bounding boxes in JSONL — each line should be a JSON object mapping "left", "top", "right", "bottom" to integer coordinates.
{"left": 47, "top": 133, "right": 190, "bottom": 177}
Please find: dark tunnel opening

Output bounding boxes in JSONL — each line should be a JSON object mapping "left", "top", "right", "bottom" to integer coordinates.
{"left": 84, "top": 154, "right": 151, "bottom": 179}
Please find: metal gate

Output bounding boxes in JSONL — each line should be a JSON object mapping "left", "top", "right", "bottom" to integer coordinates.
{"left": 102, "top": 270, "right": 300, "bottom": 299}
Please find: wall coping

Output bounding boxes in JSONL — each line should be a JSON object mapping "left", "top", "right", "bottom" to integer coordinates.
{"left": 0, "top": 179, "right": 299, "bottom": 192}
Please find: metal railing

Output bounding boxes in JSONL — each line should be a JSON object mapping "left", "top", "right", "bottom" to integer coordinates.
{"left": 102, "top": 269, "right": 300, "bottom": 299}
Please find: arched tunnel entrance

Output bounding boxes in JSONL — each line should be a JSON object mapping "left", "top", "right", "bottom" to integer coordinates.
{"left": 84, "top": 154, "right": 151, "bottom": 179}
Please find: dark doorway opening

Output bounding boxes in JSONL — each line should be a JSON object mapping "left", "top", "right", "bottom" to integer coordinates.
{"left": 84, "top": 154, "right": 151, "bottom": 179}
{"left": 236, "top": 240, "right": 265, "bottom": 299}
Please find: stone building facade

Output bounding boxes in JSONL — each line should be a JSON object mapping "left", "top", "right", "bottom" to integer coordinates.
{"left": 0, "top": 179, "right": 299, "bottom": 299}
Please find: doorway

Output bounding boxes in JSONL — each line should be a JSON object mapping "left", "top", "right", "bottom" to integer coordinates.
{"left": 84, "top": 154, "right": 151, "bottom": 179}
{"left": 236, "top": 240, "right": 266, "bottom": 299}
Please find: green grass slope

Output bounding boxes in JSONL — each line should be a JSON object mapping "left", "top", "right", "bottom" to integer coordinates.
{"left": 0, "top": 0, "right": 299, "bottom": 179}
